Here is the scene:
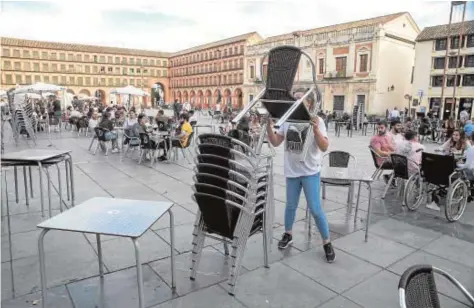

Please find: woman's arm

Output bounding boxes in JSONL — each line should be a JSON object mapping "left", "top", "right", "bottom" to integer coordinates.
{"left": 266, "top": 119, "right": 284, "bottom": 147}
{"left": 311, "top": 117, "right": 328, "bottom": 152}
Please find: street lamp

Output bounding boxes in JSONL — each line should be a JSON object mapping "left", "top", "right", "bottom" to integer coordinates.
{"left": 404, "top": 94, "right": 412, "bottom": 118}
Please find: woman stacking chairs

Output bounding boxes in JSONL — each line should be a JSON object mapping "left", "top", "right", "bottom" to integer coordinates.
{"left": 191, "top": 133, "right": 274, "bottom": 295}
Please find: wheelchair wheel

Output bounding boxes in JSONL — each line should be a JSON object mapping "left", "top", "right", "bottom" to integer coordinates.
{"left": 445, "top": 179, "right": 468, "bottom": 222}
{"left": 404, "top": 173, "right": 423, "bottom": 210}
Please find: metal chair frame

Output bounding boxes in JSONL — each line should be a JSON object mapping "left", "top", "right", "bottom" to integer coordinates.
{"left": 321, "top": 151, "right": 357, "bottom": 206}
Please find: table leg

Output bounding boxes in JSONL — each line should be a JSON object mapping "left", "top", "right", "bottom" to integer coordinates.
{"left": 66, "top": 154, "right": 75, "bottom": 206}
{"left": 65, "top": 160, "right": 70, "bottom": 201}
{"left": 169, "top": 209, "right": 176, "bottom": 289}
{"left": 56, "top": 165, "right": 62, "bottom": 212}
{"left": 96, "top": 234, "right": 104, "bottom": 278}
{"left": 14, "top": 166, "right": 19, "bottom": 203}
{"left": 46, "top": 168, "right": 52, "bottom": 217}
{"left": 23, "top": 166, "right": 29, "bottom": 206}
{"left": 29, "top": 166, "right": 34, "bottom": 198}
{"left": 354, "top": 181, "right": 362, "bottom": 222}
{"left": 38, "top": 162, "right": 45, "bottom": 217}
{"left": 132, "top": 238, "right": 145, "bottom": 308}
{"left": 365, "top": 182, "right": 373, "bottom": 242}
{"left": 38, "top": 228, "right": 50, "bottom": 308}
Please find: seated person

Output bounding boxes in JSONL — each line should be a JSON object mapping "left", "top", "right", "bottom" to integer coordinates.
{"left": 403, "top": 117, "right": 413, "bottom": 133}
{"left": 389, "top": 119, "right": 404, "bottom": 148}
{"left": 440, "top": 129, "right": 470, "bottom": 155}
{"left": 464, "top": 119, "right": 474, "bottom": 137}
{"left": 442, "top": 117, "right": 456, "bottom": 140}
{"left": 98, "top": 112, "right": 119, "bottom": 153}
{"left": 370, "top": 121, "right": 395, "bottom": 183}
{"left": 88, "top": 112, "right": 99, "bottom": 130}
{"left": 123, "top": 110, "right": 138, "bottom": 143}
{"left": 155, "top": 110, "right": 169, "bottom": 131}
{"left": 158, "top": 113, "right": 193, "bottom": 161}
{"left": 395, "top": 130, "right": 424, "bottom": 173}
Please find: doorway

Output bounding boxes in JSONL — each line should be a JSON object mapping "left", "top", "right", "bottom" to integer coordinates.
{"left": 443, "top": 98, "right": 455, "bottom": 120}
{"left": 458, "top": 98, "right": 473, "bottom": 120}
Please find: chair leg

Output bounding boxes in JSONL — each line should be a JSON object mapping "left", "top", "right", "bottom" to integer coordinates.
{"left": 93, "top": 141, "right": 100, "bottom": 155}
{"left": 347, "top": 183, "right": 354, "bottom": 207}
{"left": 88, "top": 136, "right": 96, "bottom": 151}
{"left": 382, "top": 173, "right": 395, "bottom": 199}
{"left": 190, "top": 224, "right": 206, "bottom": 280}
{"left": 182, "top": 148, "right": 191, "bottom": 164}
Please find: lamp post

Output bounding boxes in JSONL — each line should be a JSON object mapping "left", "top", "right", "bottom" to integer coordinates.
{"left": 404, "top": 94, "right": 412, "bottom": 119}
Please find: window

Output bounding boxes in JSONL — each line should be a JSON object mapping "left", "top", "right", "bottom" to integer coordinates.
{"left": 115, "top": 57, "right": 120, "bottom": 64}
{"left": 98, "top": 56, "right": 104, "bottom": 63}
{"left": 33, "top": 63, "right": 39, "bottom": 72}
{"left": 451, "top": 36, "right": 464, "bottom": 49}
{"left": 130, "top": 58, "right": 135, "bottom": 65}
{"left": 449, "top": 56, "right": 462, "bottom": 68}
{"left": 76, "top": 54, "right": 82, "bottom": 62}
{"left": 463, "top": 74, "right": 474, "bottom": 86}
{"left": 24, "top": 62, "right": 31, "bottom": 71}
{"left": 43, "top": 76, "right": 49, "bottom": 83}
{"left": 108, "top": 56, "right": 113, "bottom": 63}
{"left": 465, "top": 55, "right": 474, "bottom": 67}
{"left": 249, "top": 65, "right": 255, "bottom": 79}
{"left": 122, "top": 79, "right": 128, "bottom": 86}
{"left": 130, "top": 68, "right": 135, "bottom": 74}
{"left": 163, "top": 60, "right": 167, "bottom": 67}
{"left": 85, "top": 65, "right": 90, "bottom": 73}
{"left": 100, "top": 66, "right": 105, "bottom": 73}
{"left": 151, "top": 59, "right": 155, "bottom": 66}
{"left": 77, "top": 77, "right": 83, "bottom": 86}
{"left": 33, "top": 51, "right": 39, "bottom": 59}
{"left": 52, "top": 76, "right": 58, "bottom": 84}
{"left": 41, "top": 52, "right": 48, "bottom": 59}
{"left": 68, "top": 54, "right": 74, "bottom": 61}
{"left": 137, "top": 68, "right": 141, "bottom": 74}
{"left": 431, "top": 76, "right": 444, "bottom": 87}
{"left": 130, "top": 79, "right": 135, "bottom": 86}
{"left": 14, "top": 62, "right": 21, "bottom": 70}
{"left": 34, "top": 75, "right": 41, "bottom": 83}
{"left": 13, "top": 49, "right": 20, "bottom": 57}
{"left": 85, "top": 77, "right": 91, "bottom": 85}
{"left": 137, "top": 58, "right": 141, "bottom": 65}
{"left": 262, "top": 64, "right": 268, "bottom": 80}
{"left": 433, "top": 57, "right": 445, "bottom": 69}
{"left": 52, "top": 64, "right": 58, "bottom": 72}
{"left": 3, "top": 48, "right": 10, "bottom": 57}
{"left": 121, "top": 57, "right": 127, "bottom": 64}
{"left": 240, "top": 45, "right": 244, "bottom": 54}
{"left": 333, "top": 95, "right": 345, "bottom": 111}
{"left": 435, "top": 39, "right": 447, "bottom": 51}
{"left": 51, "top": 52, "right": 56, "bottom": 60}
{"left": 84, "top": 55, "right": 90, "bottom": 62}
{"left": 143, "top": 59, "right": 148, "bottom": 65}
{"left": 359, "top": 54, "right": 368, "bottom": 72}
{"left": 108, "top": 67, "right": 113, "bottom": 73}
{"left": 115, "top": 78, "right": 120, "bottom": 86}
{"left": 42, "top": 63, "right": 48, "bottom": 72}
{"left": 93, "top": 66, "right": 98, "bottom": 73}
{"left": 446, "top": 75, "right": 460, "bottom": 87}
{"left": 317, "top": 58, "right": 324, "bottom": 74}
{"left": 93, "top": 77, "right": 98, "bottom": 85}
{"left": 163, "top": 70, "right": 167, "bottom": 77}
{"left": 60, "top": 76, "right": 66, "bottom": 84}
{"left": 467, "top": 35, "right": 474, "bottom": 48}
{"left": 25, "top": 75, "right": 32, "bottom": 84}
{"left": 16, "top": 74, "right": 22, "bottom": 84}
{"left": 335, "top": 56, "right": 347, "bottom": 77}
{"left": 115, "top": 67, "right": 120, "bottom": 74}
{"left": 60, "top": 53, "right": 66, "bottom": 60}
{"left": 108, "top": 78, "right": 113, "bottom": 86}
{"left": 60, "top": 64, "right": 66, "bottom": 72}
{"left": 68, "top": 64, "right": 74, "bottom": 72}
{"left": 3, "top": 60, "right": 11, "bottom": 69}
{"left": 22, "top": 50, "right": 30, "bottom": 58}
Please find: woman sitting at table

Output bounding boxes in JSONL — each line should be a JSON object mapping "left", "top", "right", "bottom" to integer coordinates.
{"left": 158, "top": 113, "right": 193, "bottom": 161}
{"left": 98, "top": 112, "right": 119, "bottom": 153}
{"left": 440, "top": 129, "right": 470, "bottom": 155}
{"left": 442, "top": 117, "right": 456, "bottom": 140}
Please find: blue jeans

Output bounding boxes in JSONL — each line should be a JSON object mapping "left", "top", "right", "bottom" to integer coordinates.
{"left": 285, "top": 173, "right": 330, "bottom": 240}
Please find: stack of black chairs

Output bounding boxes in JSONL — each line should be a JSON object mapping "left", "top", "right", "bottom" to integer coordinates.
{"left": 190, "top": 133, "right": 274, "bottom": 295}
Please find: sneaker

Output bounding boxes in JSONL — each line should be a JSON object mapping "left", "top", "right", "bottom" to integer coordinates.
{"left": 158, "top": 155, "right": 168, "bottom": 162}
{"left": 277, "top": 233, "right": 293, "bottom": 249}
{"left": 323, "top": 242, "right": 336, "bottom": 263}
{"left": 111, "top": 148, "right": 119, "bottom": 154}
{"left": 426, "top": 201, "right": 441, "bottom": 211}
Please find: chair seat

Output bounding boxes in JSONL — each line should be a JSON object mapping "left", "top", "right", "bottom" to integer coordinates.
{"left": 321, "top": 178, "right": 352, "bottom": 186}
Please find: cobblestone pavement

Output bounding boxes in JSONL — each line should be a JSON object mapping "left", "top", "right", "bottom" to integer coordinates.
{"left": 2, "top": 116, "right": 473, "bottom": 308}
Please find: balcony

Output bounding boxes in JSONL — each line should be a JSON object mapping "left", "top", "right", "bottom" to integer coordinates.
{"left": 323, "top": 70, "right": 353, "bottom": 79}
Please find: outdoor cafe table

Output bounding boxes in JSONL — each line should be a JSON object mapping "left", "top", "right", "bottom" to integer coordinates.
{"left": 1, "top": 149, "right": 74, "bottom": 217}
{"left": 320, "top": 167, "right": 374, "bottom": 242}
{"left": 36, "top": 197, "right": 176, "bottom": 308}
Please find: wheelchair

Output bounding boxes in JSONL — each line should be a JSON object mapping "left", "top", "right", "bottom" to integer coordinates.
{"left": 404, "top": 152, "right": 472, "bottom": 222}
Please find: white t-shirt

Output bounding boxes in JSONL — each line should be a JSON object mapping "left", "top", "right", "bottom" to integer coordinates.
{"left": 389, "top": 132, "right": 404, "bottom": 148}
{"left": 390, "top": 109, "right": 400, "bottom": 118}
{"left": 277, "top": 117, "right": 327, "bottom": 178}
{"left": 460, "top": 110, "right": 469, "bottom": 121}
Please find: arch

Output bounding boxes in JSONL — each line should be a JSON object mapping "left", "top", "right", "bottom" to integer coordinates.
{"left": 183, "top": 90, "right": 189, "bottom": 102}
{"left": 190, "top": 90, "right": 196, "bottom": 106}
{"left": 213, "top": 89, "right": 222, "bottom": 107}
{"left": 176, "top": 91, "right": 182, "bottom": 101}
{"left": 151, "top": 82, "right": 165, "bottom": 107}
{"left": 205, "top": 89, "right": 212, "bottom": 108}
{"left": 197, "top": 90, "right": 203, "bottom": 109}
{"left": 79, "top": 89, "right": 90, "bottom": 96}
{"left": 94, "top": 89, "right": 106, "bottom": 105}
{"left": 224, "top": 88, "right": 232, "bottom": 108}
{"left": 66, "top": 89, "right": 75, "bottom": 95}
{"left": 233, "top": 88, "right": 243, "bottom": 110}
{"left": 172, "top": 91, "right": 176, "bottom": 100}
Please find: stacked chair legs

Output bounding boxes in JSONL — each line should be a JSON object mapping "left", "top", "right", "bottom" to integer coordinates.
{"left": 190, "top": 134, "right": 274, "bottom": 295}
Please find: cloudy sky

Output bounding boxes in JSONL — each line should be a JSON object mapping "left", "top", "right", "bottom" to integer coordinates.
{"left": 1, "top": 0, "right": 473, "bottom": 52}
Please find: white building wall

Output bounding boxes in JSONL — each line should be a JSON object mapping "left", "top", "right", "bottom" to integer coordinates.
{"left": 411, "top": 41, "right": 433, "bottom": 108}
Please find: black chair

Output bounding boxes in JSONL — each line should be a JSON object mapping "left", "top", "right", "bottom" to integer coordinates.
{"left": 398, "top": 264, "right": 474, "bottom": 308}
{"left": 156, "top": 120, "right": 168, "bottom": 132}
{"left": 170, "top": 131, "right": 194, "bottom": 163}
{"left": 138, "top": 133, "right": 159, "bottom": 165}
{"left": 93, "top": 127, "right": 111, "bottom": 155}
{"left": 421, "top": 152, "right": 456, "bottom": 187}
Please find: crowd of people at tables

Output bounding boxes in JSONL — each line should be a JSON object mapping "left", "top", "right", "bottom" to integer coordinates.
{"left": 370, "top": 114, "right": 474, "bottom": 211}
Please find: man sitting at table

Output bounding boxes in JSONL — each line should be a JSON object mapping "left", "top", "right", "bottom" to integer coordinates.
{"left": 158, "top": 113, "right": 193, "bottom": 161}
{"left": 98, "top": 112, "right": 119, "bottom": 153}
{"left": 370, "top": 120, "right": 395, "bottom": 184}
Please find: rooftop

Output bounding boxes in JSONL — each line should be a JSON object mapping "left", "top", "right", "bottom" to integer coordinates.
{"left": 0, "top": 37, "right": 171, "bottom": 58}
{"left": 170, "top": 32, "right": 258, "bottom": 58}
{"left": 416, "top": 20, "right": 474, "bottom": 42}
{"left": 257, "top": 12, "right": 407, "bottom": 45}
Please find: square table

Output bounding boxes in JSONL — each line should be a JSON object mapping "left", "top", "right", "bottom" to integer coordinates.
{"left": 1, "top": 149, "right": 74, "bottom": 217}
{"left": 36, "top": 197, "right": 176, "bottom": 308}
{"left": 320, "top": 167, "right": 374, "bottom": 242}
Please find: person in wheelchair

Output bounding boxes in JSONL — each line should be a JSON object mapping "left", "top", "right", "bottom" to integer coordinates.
{"left": 395, "top": 130, "right": 424, "bottom": 173}
{"left": 439, "top": 129, "right": 470, "bottom": 156}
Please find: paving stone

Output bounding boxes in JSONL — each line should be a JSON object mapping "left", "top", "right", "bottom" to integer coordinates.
{"left": 422, "top": 235, "right": 474, "bottom": 269}
{"left": 2, "top": 285, "right": 73, "bottom": 308}
{"left": 67, "top": 265, "right": 173, "bottom": 308}
{"left": 155, "top": 223, "right": 219, "bottom": 254}
{"left": 2, "top": 262, "right": 13, "bottom": 300}
{"left": 316, "top": 296, "right": 363, "bottom": 308}
{"left": 283, "top": 248, "right": 381, "bottom": 293}
{"left": 151, "top": 205, "right": 196, "bottom": 230}
{"left": 226, "top": 262, "right": 336, "bottom": 308}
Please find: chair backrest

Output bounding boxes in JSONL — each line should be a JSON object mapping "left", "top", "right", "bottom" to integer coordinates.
{"left": 94, "top": 127, "right": 108, "bottom": 141}
{"left": 184, "top": 131, "right": 194, "bottom": 148}
{"left": 139, "top": 133, "right": 153, "bottom": 149}
{"left": 190, "top": 120, "right": 197, "bottom": 126}
{"left": 368, "top": 146, "right": 380, "bottom": 168}
{"left": 326, "top": 151, "right": 353, "bottom": 168}
{"left": 156, "top": 120, "right": 167, "bottom": 131}
{"left": 390, "top": 153, "right": 410, "bottom": 180}
{"left": 399, "top": 265, "right": 441, "bottom": 308}
{"left": 421, "top": 152, "right": 455, "bottom": 186}
{"left": 265, "top": 46, "right": 302, "bottom": 94}
{"left": 198, "top": 133, "right": 255, "bottom": 157}
{"left": 227, "top": 129, "right": 252, "bottom": 147}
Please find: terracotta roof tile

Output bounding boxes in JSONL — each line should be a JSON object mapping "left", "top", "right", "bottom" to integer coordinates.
{"left": 257, "top": 12, "right": 407, "bottom": 44}
{"left": 170, "top": 32, "right": 258, "bottom": 58}
{"left": 0, "top": 37, "right": 170, "bottom": 58}
{"left": 416, "top": 20, "right": 474, "bottom": 42}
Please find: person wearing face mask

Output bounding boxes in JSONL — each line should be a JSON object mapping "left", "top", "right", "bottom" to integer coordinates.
{"left": 370, "top": 121, "right": 395, "bottom": 183}
{"left": 158, "top": 113, "right": 193, "bottom": 161}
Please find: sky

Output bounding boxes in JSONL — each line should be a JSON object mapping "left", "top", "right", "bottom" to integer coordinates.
{"left": 0, "top": 0, "right": 474, "bottom": 53}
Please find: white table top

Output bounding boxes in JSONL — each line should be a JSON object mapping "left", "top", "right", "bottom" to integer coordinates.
{"left": 1, "top": 149, "right": 71, "bottom": 162}
{"left": 37, "top": 197, "right": 174, "bottom": 238}
{"left": 321, "top": 167, "right": 373, "bottom": 182}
